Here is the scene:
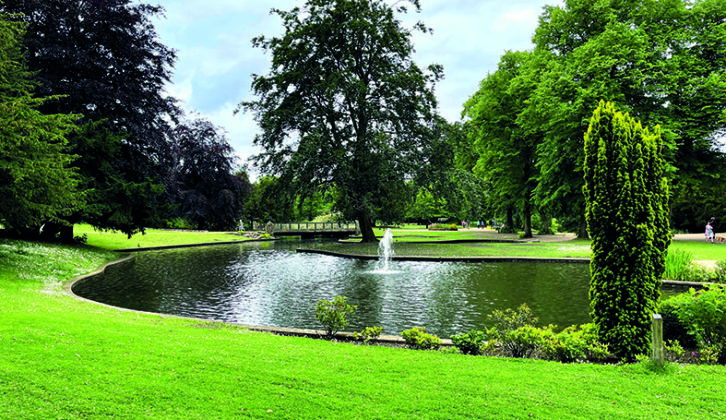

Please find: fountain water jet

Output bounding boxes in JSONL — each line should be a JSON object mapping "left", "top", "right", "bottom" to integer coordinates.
{"left": 374, "top": 228, "right": 396, "bottom": 273}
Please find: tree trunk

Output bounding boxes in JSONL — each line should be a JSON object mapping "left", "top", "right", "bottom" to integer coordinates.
{"left": 358, "top": 209, "right": 377, "bottom": 243}
{"left": 577, "top": 213, "right": 589, "bottom": 239}
{"left": 505, "top": 207, "right": 515, "bottom": 234}
{"left": 522, "top": 205, "right": 533, "bottom": 239}
{"left": 539, "top": 211, "right": 552, "bottom": 235}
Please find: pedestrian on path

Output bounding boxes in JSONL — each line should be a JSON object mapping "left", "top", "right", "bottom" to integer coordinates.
{"left": 706, "top": 217, "right": 715, "bottom": 244}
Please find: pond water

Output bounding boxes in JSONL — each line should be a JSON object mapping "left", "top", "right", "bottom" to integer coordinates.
{"left": 73, "top": 239, "right": 683, "bottom": 338}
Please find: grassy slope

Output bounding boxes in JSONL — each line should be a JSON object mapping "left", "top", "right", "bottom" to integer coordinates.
{"left": 2, "top": 236, "right": 726, "bottom": 418}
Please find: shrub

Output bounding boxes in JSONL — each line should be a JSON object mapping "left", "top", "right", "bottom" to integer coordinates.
{"left": 715, "top": 260, "right": 726, "bottom": 283}
{"left": 488, "top": 303, "right": 538, "bottom": 333}
{"left": 428, "top": 223, "right": 458, "bottom": 230}
{"left": 451, "top": 330, "right": 487, "bottom": 355}
{"left": 401, "top": 327, "right": 441, "bottom": 350}
{"left": 659, "top": 285, "right": 726, "bottom": 363}
{"left": 541, "top": 323, "right": 610, "bottom": 363}
{"left": 583, "top": 101, "right": 670, "bottom": 361}
{"left": 315, "top": 296, "right": 356, "bottom": 338}
{"left": 355, "top": 326, "right": 383, "bottom": 344}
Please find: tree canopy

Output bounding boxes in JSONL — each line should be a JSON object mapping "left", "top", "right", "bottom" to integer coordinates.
{"left": 0, "top": 0, "right": 180, "bottom": 237}
{"left": 0, "top": 14, "right": 82, "bottom": 233}
{"left": 241, "top": 0, "right": 443, "bottom": 242}
{"left": 463, "top": 0, "right": 726, "bottom": 235}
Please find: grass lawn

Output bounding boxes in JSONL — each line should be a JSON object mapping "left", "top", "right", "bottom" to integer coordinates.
{"left": 74, "top": 223, "right": 250, "bottom": 251}
{"left": 2, "top": 233, "right": 726, "bottom": 418}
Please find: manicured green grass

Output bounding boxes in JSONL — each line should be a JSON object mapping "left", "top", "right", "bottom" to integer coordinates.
{"left": 74, "top": 223, "right": 250, "bottom": 251}
{"left": 314, "top": 240, "right": 593, "bottom": 259}
{"left": 670, "top": 240, "right": 726, "bottom": 261}
{"left": 3, "top": 235, "right": 726, "bottom": 418}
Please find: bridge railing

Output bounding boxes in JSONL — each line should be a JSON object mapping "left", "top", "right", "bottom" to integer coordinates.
{"left": 252, "top": 222, "right": 358, "bottom": 232}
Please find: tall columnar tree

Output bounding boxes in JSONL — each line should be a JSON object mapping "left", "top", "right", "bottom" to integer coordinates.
{"left": 583, "top": 100, "right": 670, "bottom": 361}
{"left": 0, "top": 0, "right": 180, "bottom": 237}
{"left": 0, "top": 14, "right": 82, "bottom": 233}
{"left": 240, "top": 0, "right": 442, "bottom": 242}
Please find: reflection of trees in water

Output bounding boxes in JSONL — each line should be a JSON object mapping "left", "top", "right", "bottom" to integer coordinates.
{"left": 76, "top": 243, "right": 596, "bottom": 337}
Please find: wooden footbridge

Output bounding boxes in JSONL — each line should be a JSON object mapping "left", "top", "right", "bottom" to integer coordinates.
{"left": 252, "top": 222, "right": 359, "bottom": 239}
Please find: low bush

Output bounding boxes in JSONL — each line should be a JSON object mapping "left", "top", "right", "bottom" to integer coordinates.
{"left": 478, "top": 305, "right": 610, "bottom": 362}
{"left": 715, "top": 259, "right": 726, "bottom": 283}
{"left": 315, "top": 296, "right": 356, "bottom": 338}
{"left": 659, "top": 285, "right": 726, "bottom": 363}
{"left": 451, "top": 330, "right": 487, "bottom": 355}
{"left": 541, "top": 324, "right": 610, "bottom": 363}
{"left": 355, "top": 326, "right": 383, "bottom": 344}
{"left": 401, "top": 327, "right": 441, "bottom": 350}
{"left": 428, "top": 224, "right": 458, "bottom": 231}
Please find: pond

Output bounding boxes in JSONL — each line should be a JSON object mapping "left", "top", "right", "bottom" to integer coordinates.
{"left": 73, "top": 239, "right": 682, "bottom": 338}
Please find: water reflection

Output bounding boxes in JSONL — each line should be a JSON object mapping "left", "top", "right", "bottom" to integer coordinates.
{"left": 73, "top": 240, "right": 682, "bottom": 338}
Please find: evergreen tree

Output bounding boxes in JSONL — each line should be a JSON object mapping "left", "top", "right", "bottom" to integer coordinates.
{"left": 583, "top": 100, "right": 670, "bottom": 360}
{"left": 0, "top": 14, "right": 82, "bottom": 233}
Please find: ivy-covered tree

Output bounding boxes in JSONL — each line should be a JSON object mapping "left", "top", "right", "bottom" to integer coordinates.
{"left": 1, "top": 0, "right": 180, "bottom": 237}
{"left": 0, "top": 14, "right": 82, "bottom": 234}
{"left": 583, "top": 101, "right": 670, "bottom": 361}
{"left": 240, "top": 0, "right": 442, "bottom": 242}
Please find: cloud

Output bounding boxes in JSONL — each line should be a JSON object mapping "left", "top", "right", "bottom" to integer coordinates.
{"left": 154, "top": 1, "right": 563, "bottom": 167}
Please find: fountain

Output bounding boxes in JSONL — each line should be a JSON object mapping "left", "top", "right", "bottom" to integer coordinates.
{"left": 374, "top": 228, "right": 396, "bottom": 273}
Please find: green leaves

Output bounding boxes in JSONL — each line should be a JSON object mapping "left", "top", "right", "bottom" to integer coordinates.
{"left": 583, "top": 100, "right": 670, "bottom": 360}
{"left": 0, "top": 15, "right": 82, "bottom": 231}
{"left": 241, "top": 0, "right": 441, "bottom": 241}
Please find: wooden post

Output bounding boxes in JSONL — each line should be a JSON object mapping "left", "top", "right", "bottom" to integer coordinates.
{"left": 652, "top": 313, "right": 664, "bottom": 366}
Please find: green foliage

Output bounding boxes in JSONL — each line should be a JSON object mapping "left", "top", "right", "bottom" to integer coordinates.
{"left": 450, "top": 330, "right": 487, "bottom": 355}
{"left": 314, "top": 296, "right": 356, "bottom": 338}
{"left": 659, "top": 286, "right": 726, "bottom": 363}
{"left": 400, "top": 327, "right": 442, "bottom": 350}
{"left": 0, "top": 14, "right": 82, "bottom": 232}
{"left": 354, "top": 326, "right": 383, "bottom": 344}
{"left": 540, "top": 324, "right": 610, "bottom": 363}
{"left": 479, "top": 305, "right": 609, "bottom": 362}
{"left": 428, "top": 223, "right": 458, "bottom": 230}
{"left": 241, "top": 0, "right": 443, "bottom": 242}
{"left": 463, "top": 50, "right": 541, "bottom": 239}
{"left": 165, "top": 218, "right": 198, "bottom": 230}
{"left": 583, "top": 100, "right": 670, "bottom": 361}
{"left": 488, "top": 303, "right": 538, "bottom": 333}
{"left": 665, "top": 249, "right": 695, "bottom": 281}
{"left": 716, "top": 260, "right": 726, "bottom": 283}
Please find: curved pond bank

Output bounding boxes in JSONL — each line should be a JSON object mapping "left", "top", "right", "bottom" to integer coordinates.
{"left": 68, "top": 240, "right": 695, "bottom": 338}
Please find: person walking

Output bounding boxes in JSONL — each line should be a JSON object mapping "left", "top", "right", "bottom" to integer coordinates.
{"left": 706, "top": 217, "right": 715, "bottom": 244}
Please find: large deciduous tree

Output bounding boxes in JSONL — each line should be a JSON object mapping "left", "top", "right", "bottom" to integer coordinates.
{"left": 1, "top": 0, "right": 180, "bottom": 237}
{"left": 240, "top": 0, "right": 442, "bottom": 242}
{"left": 584, "top": 101, "right": 670, "bottom": 361}
{"left": 168, "top": 118, "right": 251, "bottom": 231}
{"left": 464, "top": 50, "right": 541, "bottom": 238}
{"left": 0, "top": 14, "right": 82, "bottom": 233}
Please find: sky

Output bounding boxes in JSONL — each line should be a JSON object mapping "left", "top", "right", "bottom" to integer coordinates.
{"left": 152, "top": 0, "right": 564, "bottom": 172}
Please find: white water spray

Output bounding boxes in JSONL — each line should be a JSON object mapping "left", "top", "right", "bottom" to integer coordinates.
{"left": 375, "top": 228, "right": 395, "bottom": 273}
